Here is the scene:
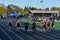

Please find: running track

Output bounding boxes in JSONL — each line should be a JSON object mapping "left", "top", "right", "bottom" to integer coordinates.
{"left": 0, "top": 19, "right": 60, "bottom": 40}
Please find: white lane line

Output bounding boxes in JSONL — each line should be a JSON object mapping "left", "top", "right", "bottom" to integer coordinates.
{"left": 37, "top": 28, "right": 58, "bottom": 40}
{"left": 28, "top": 32, "right": 46, "bottom": 40}
{"left": 47, "top": 32, "right": 60, "bottom": 39}
{"left": 2, "top": 21, "right": 45, "bottom": 40}
{"left": 52, "top": 31, "right": 60, "bottom": 36}
{"left": 1, "top": 21, "right": 35, "bottom": 40}
{"left": 1, "top": 21, "right": 46, "bottom": 40}
{"left": 21, "top": 28, "right": 46, "bottom": 40}
{"left": 10, "top": 30, "right": 24, "bottom": 40}
{"left": 3, "top": 20, "right": 46, "bottom": 40}
{"left": 0, "top": 27, "right": 13, "bottom": 40}
{"left": 3, "top": 22, "right": 35, "bottom": 40}
{"left": 36, "top": 31, "right": 57, "bottom": 40}
{"left": 1, "top": 20, "right": 59, "bottom": 40}
{"left": 2, "top": 24, "right": 24, "bottom": 40}
{"left": 37, "top": 28, "right": 60, "bottom": 38}
{"left": 0, "top": 38, "right": 1, "bottom": 40}
{"left": 13, "top": 28, "right": 35, "bottom": 40}
{"left": 50, "top": 31, "right": 60, "bottom": 36}
{"left": 43, "top": 30, "right": 60, "bottom": 39}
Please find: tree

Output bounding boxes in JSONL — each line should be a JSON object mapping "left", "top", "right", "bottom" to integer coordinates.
{"left": 45, "top": 8, "right": 49, "bottom": 10}
{"left": 0, "top": 6, "right": 6, "bottom": 16}
{"left": 51, "top": 7, "right": 59, "bottom": 10}
{"left": 30, "top": 7, "right": 37, "bottom": 10}
{"left": 24, "top": 6, "right": 38, "bottom": 10}
{"left": 59, "top": 7, "right": 60, "bottom": 11}
{"left": 9, "top": 4, "right": 20, "bottom": 13}
{"left": 37, "top": 8, "right": 42, "bottom": 10}
{"left": 24, "top": 6, "right": 29, "bottom": 10}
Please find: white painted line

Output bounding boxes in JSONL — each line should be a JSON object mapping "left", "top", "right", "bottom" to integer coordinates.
{"left": 29, "top": 32, "right": 46, "bottom": 40}
{"left": 50, "top": 31, "right": 60, "bottom": 36}
{"left": 1, "top": 20, "right": 59, "bottom": 40}
{"left": 1, "top": 21, "right": 49, "bottom": 40}
{"left": 13, "top": 28, "right": 35, "bottom": 40}
{"left": 47, "top": 33, "right": 60, "bottom": 39}
{"left": 37, "top": 28, "right": 58, "bottom": 40}
{"left": 2, "top": 21, "right": 45, "bottom": 40}
{"left": 36, "top": 31, "right": 57, "bottom": 40}
{"left": 11, "top": 30, "right": 24, "bottom": 40}
{"left": 0, "top": 38, "right": 1, "bottom": 40}
{"left": 0, "top": 27, "right": 13, "bottom": 40}
{"left": 2, "top": 24, "right": 24, "bottom": 40}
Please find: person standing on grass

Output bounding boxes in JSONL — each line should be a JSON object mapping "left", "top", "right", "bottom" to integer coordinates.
{"left": 8, "top": 19, "right": 13, "bottom": 30}
{"left": 32, "top": 21, "right": 36, "bottom": 31}
{"left": 16, "top": 20, "right": 21, "bottom": 30}
{"left": 41, "top": 21, "right": 47, "bottom": 32}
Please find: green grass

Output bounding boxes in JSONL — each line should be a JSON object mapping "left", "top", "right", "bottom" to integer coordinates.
{"left": 20, "top": 19, "right": 60, "bottom": 30}
{"left": 55, "top": 22, "right": 60, "bottom": 30}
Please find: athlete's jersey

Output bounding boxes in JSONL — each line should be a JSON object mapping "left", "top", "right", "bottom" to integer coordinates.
{"left": 16, "top": 22, "right": 20, "bottom": 27}
{"left": 32, "top": 23, "right": 36, "bottom": 27}
{"left": 8, "top": 20, "right": 13, "bottom": 26}
{"left": 16, "top": 20, "right": 21, "bottom": 27}
{"left": 41, "top": 22, "right": 46, "bottom": 27}
{"left": 51, "top": 21, "right": 54, "bottom": 27}
{"left": 47, "top": 20, "right": 50, "bottom": 25}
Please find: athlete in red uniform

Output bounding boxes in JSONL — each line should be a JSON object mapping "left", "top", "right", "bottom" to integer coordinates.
{"left": 47, "top": 19, "right": 50, "bottom": 27}
{"left": 41, "top": 21, "right": 47, "bottom": 32}
{"left": 47, "top": 19, "right": 51, "bottom": 31}
{"left": 32, "top": 21, "right": 36, "bottom": 31}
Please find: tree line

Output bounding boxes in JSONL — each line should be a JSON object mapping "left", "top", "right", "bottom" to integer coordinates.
{"left": 0, "top": 4, "right": 60, "bottom": 16}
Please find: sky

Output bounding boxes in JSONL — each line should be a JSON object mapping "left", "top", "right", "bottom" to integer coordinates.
{"left": 0, "top": 0, "right": 60, "bottom": 9}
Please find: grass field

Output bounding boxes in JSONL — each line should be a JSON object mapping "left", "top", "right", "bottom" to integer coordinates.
{"left": 20, "top": 18, "right": 60, "bottom": 30}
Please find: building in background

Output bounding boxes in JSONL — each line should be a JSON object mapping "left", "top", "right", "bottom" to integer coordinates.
{"left": 29, "top": 10, "right": 60, "bottom": 17}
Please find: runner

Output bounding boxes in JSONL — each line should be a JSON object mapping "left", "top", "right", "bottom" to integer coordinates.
{"left": 16, "top": 20, "right": 21, "bottom": 30}
{"left": 8, "top": 19, "right": 13, "bottom": 31}
{"left": 24, "top": 22, "right": 29, "bottom": 32}
{"left": 47, "top": 19, "right": 51, "bottom": 31}
{"left": 51, "top": 21, "right": 55, "bottom": 30}
{"left": 32, "top": 21, "right": 36, "bottom": 31}
{"left": 41, "top": 21, "right": 47, "bottom": 32}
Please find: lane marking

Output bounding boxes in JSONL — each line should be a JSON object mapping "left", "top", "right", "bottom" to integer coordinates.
{"left": 1, "top": 24, "right": 24, "bottom": 40}
{"left": 0, "top": 20, "right": 60, "bottom": 40}
{"left": 36, "top": 31, "right": 57, "bottom": 40}
{"left": 13, "top": 28, "right": 35, "bottom": 40}
{"left": 1, "top": 21, "right": 45, "bottom": 40}
{"left": 28, "top": 32, "right": 46, "bottom": 40}
{"left": 0, "top": 27, "right": 13, "bottom": 40}
{"left": 36, "top": 28, "right": 58, "bottom": 40}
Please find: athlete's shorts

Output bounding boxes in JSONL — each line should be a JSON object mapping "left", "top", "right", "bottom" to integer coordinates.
{"left": 32, "top": 26, "right": 35, "bottom": 29}
{"left": 51, "top": 25, "right": 54, "bottom": 27}
{"left": 9, "top": 23, "right": 12, "bottom": 26}
{"left": 17, "top": 25, "right": 20, "bottom": 27}
{"left": 25, "top": 25, "right": 28, "bottom": 30}
{"left": 43, "top": 26, "right": 46, "bottom": 29}
{"left": 47, "top": 24, "right": 50, "bottom": 27}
